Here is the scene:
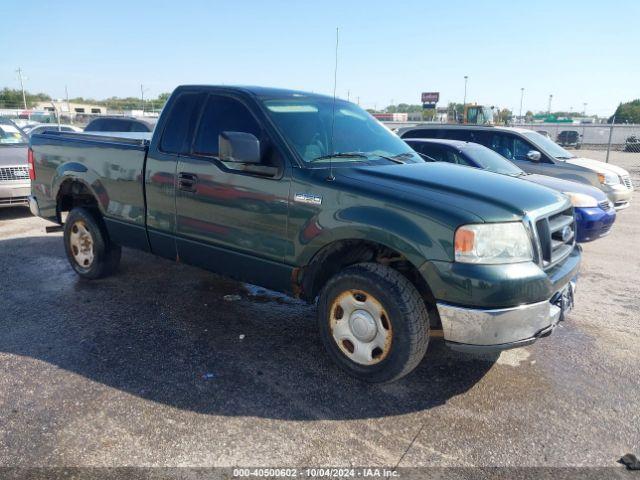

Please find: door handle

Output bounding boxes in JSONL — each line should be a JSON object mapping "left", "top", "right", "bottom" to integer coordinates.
{"left": 178, "top": 172, "right": 198, "bottom": 192}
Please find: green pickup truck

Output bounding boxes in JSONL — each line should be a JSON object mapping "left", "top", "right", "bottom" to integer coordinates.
{"left": 28, "top": 85, "right": 580, "bottom": 382}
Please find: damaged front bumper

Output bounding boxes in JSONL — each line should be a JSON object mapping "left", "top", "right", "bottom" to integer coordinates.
{"left": 438, "top": 279, "right": 576, "bottom": 353}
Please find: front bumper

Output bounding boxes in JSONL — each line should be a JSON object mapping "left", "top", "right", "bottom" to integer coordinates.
{"left": 0, "top": 183, "right": 30, "bottom": 208}
{"left": 603, "top": 184, "right": 633, "bottom": 210}
{"left": 439, "top": 278, "right": 576, "bottom": 353}
{"left": 574, "top": 206, "right": 616, "bottom": 242}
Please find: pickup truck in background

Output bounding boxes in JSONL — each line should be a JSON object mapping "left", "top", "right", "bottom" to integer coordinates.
{"left": 29, "top": 85, "right": 581, "bottom": 382}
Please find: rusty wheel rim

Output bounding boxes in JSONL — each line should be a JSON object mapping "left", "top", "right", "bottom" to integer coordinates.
{"left": 69, "top": 220, "right": 94, "bottom": 268}
{"left": 329, "top": 289, "right": 392, "bottom": 365}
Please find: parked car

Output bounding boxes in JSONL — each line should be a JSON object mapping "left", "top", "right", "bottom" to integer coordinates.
{"left": 23, "top": 124, "right": 83, "bottom": 137}
{"left": 0, "top": 117, "right": 30, "bottom": 208}
{"left": 624, "top": 135, "right": 640, "bottom": 152}
{"left": 406, "top": 139, "right": 615, "bottom": 242}
{"left": 557, "top": 130, "right": 581, "bottom": 148}
{"left": 398, "top": 125, "right": 634, "bottom": 210}
{"left": 29, "top": 85, "right": 580, "bottom": 382}
{"left": 84, "top": 116, "right": 156, "bottom": 133}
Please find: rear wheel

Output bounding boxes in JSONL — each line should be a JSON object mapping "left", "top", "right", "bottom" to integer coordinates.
{"left": 63, "top": 207, "right": 121, "bottom": 279}
{"left": 318, "top": 263, "right": 430, "bottom": 383}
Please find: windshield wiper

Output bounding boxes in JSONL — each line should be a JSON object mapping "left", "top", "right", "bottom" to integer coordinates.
{"left": 310, "top": 152, "right": 369, "bottom": 162}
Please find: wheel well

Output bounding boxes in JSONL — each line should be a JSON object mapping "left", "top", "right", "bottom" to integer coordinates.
{"left": 56, "top": 180, "right": 100, "bottom": 222}
{"left": 299, "top": 240, "right": 440, "bottom": 328}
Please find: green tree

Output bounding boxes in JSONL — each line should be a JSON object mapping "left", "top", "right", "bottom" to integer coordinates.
{"left": 0, "top": 88, "right": 51, "bottom": 108}
{"left": 498, "top": 108, "right": 513, "bottom": 124}
{"left": 609, "top": 100, "right": 640, "bottom": 123}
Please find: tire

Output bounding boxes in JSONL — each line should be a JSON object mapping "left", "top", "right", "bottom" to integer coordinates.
{"left": 63, "top": 207, "right": 121, "bottom": 279}
{"left": 317, "top": 262, "right": 430, "bottom": 383}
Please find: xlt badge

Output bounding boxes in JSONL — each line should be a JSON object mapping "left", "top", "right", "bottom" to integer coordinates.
{"left": 294, "top": 193, "right": 322, "bottom": 205}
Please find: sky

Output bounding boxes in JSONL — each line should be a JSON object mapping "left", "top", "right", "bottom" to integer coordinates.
{"left": 1, "top": 0, "right": 639, "bottom": 116}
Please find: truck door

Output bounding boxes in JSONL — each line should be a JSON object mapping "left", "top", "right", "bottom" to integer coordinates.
{"left": 145, "top": 91, "right": 205, "bottom": 259}
{"left": 175, "top": 94, "right": 291, "bottom": 291}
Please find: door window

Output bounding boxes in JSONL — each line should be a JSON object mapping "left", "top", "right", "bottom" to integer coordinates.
{"left": 513, "top": 137, "right": 535, "bottom": 161}
{"left": 193, "top": 96, "right": 261, "bottom": 157}
{"left": 159, "top": 92, "right": 204, "bottom": 154}
{"left": 487, "top": 133, "right": 515, "bottom": 160}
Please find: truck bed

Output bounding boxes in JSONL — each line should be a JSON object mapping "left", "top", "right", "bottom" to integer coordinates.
{"left": 30, "top": 131, "right": 150, "bottom": 239}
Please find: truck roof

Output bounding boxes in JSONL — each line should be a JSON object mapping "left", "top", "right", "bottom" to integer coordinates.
{"left": 176, "top": 84, "right": 335, "bottom": 101}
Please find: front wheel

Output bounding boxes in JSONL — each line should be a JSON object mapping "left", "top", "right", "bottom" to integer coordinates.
{"left": 318, "top": 263, "right": 430, "bottom": 383}
{"left": 63, "top": 207, "right": 121, "bottom": 279}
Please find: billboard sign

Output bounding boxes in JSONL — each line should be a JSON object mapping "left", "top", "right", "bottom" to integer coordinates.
{"left": 421, "top": 92, "right": 440, "bottom": 103}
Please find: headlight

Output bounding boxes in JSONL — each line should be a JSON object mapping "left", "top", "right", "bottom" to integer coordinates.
{"left": 598, "top": 172, "right": 620, "bottom": 185}
{"left": 454, "top": 222, "right": 533, "bottom": 264}
{"left": 563, "top": 192, "right": 598, "bottom": 208}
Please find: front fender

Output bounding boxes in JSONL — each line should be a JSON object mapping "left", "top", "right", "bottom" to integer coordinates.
{"left": 294, "top": 204, "right": 451, "bottom": 268}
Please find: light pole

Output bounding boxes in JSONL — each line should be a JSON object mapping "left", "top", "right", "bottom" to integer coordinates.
{"left": 519, "top": 87, "right": 524, "bottom": 123}
{"left": 548, "top": 94, "right": 553, "bottom": 115}
{"left": 15, "top": 67, "right": 27, "bottom": 110}
{"left": 463, "top": 76, "right": 468, "bottom": 107}
{"left": 462, "top": 75, "right": 468, "bottom": 123}
{"left": 583, "top": 102, "right": 587, "bottom": 116}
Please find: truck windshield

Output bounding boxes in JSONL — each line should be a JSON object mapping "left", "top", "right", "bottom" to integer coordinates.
{"left": 261, "top": 97, "right": 423, "bottom": 165}
{"left": 521, "top": 131, "right": 575, "bottom": 160}
{"left": 0, "top": 120, "right": 28, "bottom": 145}
{"left": 462, "top": 144, "right": 525, "bottom": 176}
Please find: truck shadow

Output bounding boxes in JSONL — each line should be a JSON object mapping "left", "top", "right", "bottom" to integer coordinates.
{"left": 0, "top": 206, "right": 31, "bottom": 221}
{"left": 0, "top": 235, "right": 497, "bottom": 421}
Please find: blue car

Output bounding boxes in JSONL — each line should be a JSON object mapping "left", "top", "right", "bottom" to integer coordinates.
{"left": 406, "top": 139, "right": 616, "bottom": 242}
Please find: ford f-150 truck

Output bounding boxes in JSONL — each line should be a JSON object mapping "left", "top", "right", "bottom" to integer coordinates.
{"left": 28, "top": 85, "right": 581, "bottom": 382}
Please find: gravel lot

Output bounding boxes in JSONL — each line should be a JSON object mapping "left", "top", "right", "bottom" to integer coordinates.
{"left": 0, "top": 151, "right": 638, "bottom": 475}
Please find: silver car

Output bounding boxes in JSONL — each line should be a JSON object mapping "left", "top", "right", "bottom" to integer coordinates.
{"left": 0, "top": 118, "right": 30, "bottom": 208}
{"left": 398, "top": 124, "right": 634, "bottom": 210}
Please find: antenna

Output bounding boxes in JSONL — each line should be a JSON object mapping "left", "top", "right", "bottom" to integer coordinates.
{"left": 328, "top": 26, "right": 339, "bottom": 181}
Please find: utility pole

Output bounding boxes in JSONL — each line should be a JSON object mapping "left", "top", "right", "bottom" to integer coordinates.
{"left": 583, "top": 102, "right": 587, "bottom": 116}
{"left": 548, "top": 94, "right": 553, "bottom": 115}
{"left": 347, "top": 90, "right": 350, "bottom": 102}
{"left": 463, "top": 75, "right": 468, "bottom": 107}
{"left": 519, "top": 87, "right": 524, "bottom": 123}
{"left": 140, "top": 84, "right": 145, "bottom": 114}
{"left": 15, "top": 67, "right": 27, "bottom": 110}
{"left": 65, "top": 85, "right": 70, "bottom": 113}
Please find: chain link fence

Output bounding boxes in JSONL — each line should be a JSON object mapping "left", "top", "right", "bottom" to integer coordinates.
{"left": 518, "top": 122, "right": 640, "bottom": 189}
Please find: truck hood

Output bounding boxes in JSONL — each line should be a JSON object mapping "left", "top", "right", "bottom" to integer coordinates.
{"left": 524, "top": 173, "right": 608, "bottom": 202}
{"left": 0, "top": 145, "right": 28, "bottom": 167}
{"left": 340, "top": 162, "right": 569, "bottom": 222}
{"left": 566, "top": 157, "right": 629, "bottom": 178}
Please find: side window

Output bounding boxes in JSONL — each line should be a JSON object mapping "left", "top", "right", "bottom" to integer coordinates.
{"left": 402, "top": 129, "right": 438, "bottom": 139}
{"left": 130, "top": 122, "right": 150, "bottom": 133}
{"left": 487, "top": 133, "right": 514, "bottom": 160}
{"left": 513, "top": 137, "right": 534, "bottom": 161}
{"left": 414, "top": 143, "right": 446, "bottom": 162}
{"left": 86, "top": 119, "right": 104, "bottom": 131}
{"left": 443, "top": 129, "right": 473, "bottom": 142}
{"left": 159, "top": 92, "right": 203, "bottom": 154}
{"left": 192, "top": 96, "right": 261, "bottom": 157}
{"left": 447, "top": 151, "right": 473, "bottom": 166}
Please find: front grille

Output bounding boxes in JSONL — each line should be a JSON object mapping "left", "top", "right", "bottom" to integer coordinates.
{"left": 621, "top": 175, "right": 634, "bottom": 190}
{"left": 0, "top": 166, "right": 29, "bottom": 182}
{"left": 0, "top": 196, "right": 28, "bottom": 205}
{"left": 535, "top": 207, "right": 576, "bottom": 268}
{"left": 598, "top": 200, "right": 612, "bottom": 212}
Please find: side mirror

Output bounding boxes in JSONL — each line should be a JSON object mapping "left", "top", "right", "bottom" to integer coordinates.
{"left": 219, "top": 131, "right": 261, "bottom": 164}
{"left": 526, "top": 150, "right": 542, "bottom": 162}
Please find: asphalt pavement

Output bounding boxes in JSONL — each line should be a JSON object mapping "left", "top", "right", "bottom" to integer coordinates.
{"left": 0, "top": 152, "right": 638, "bottom": 476}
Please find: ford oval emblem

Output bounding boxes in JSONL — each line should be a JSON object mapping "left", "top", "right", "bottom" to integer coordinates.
{"left": 561, "top": 225, "right": 573, "bottom": 242}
